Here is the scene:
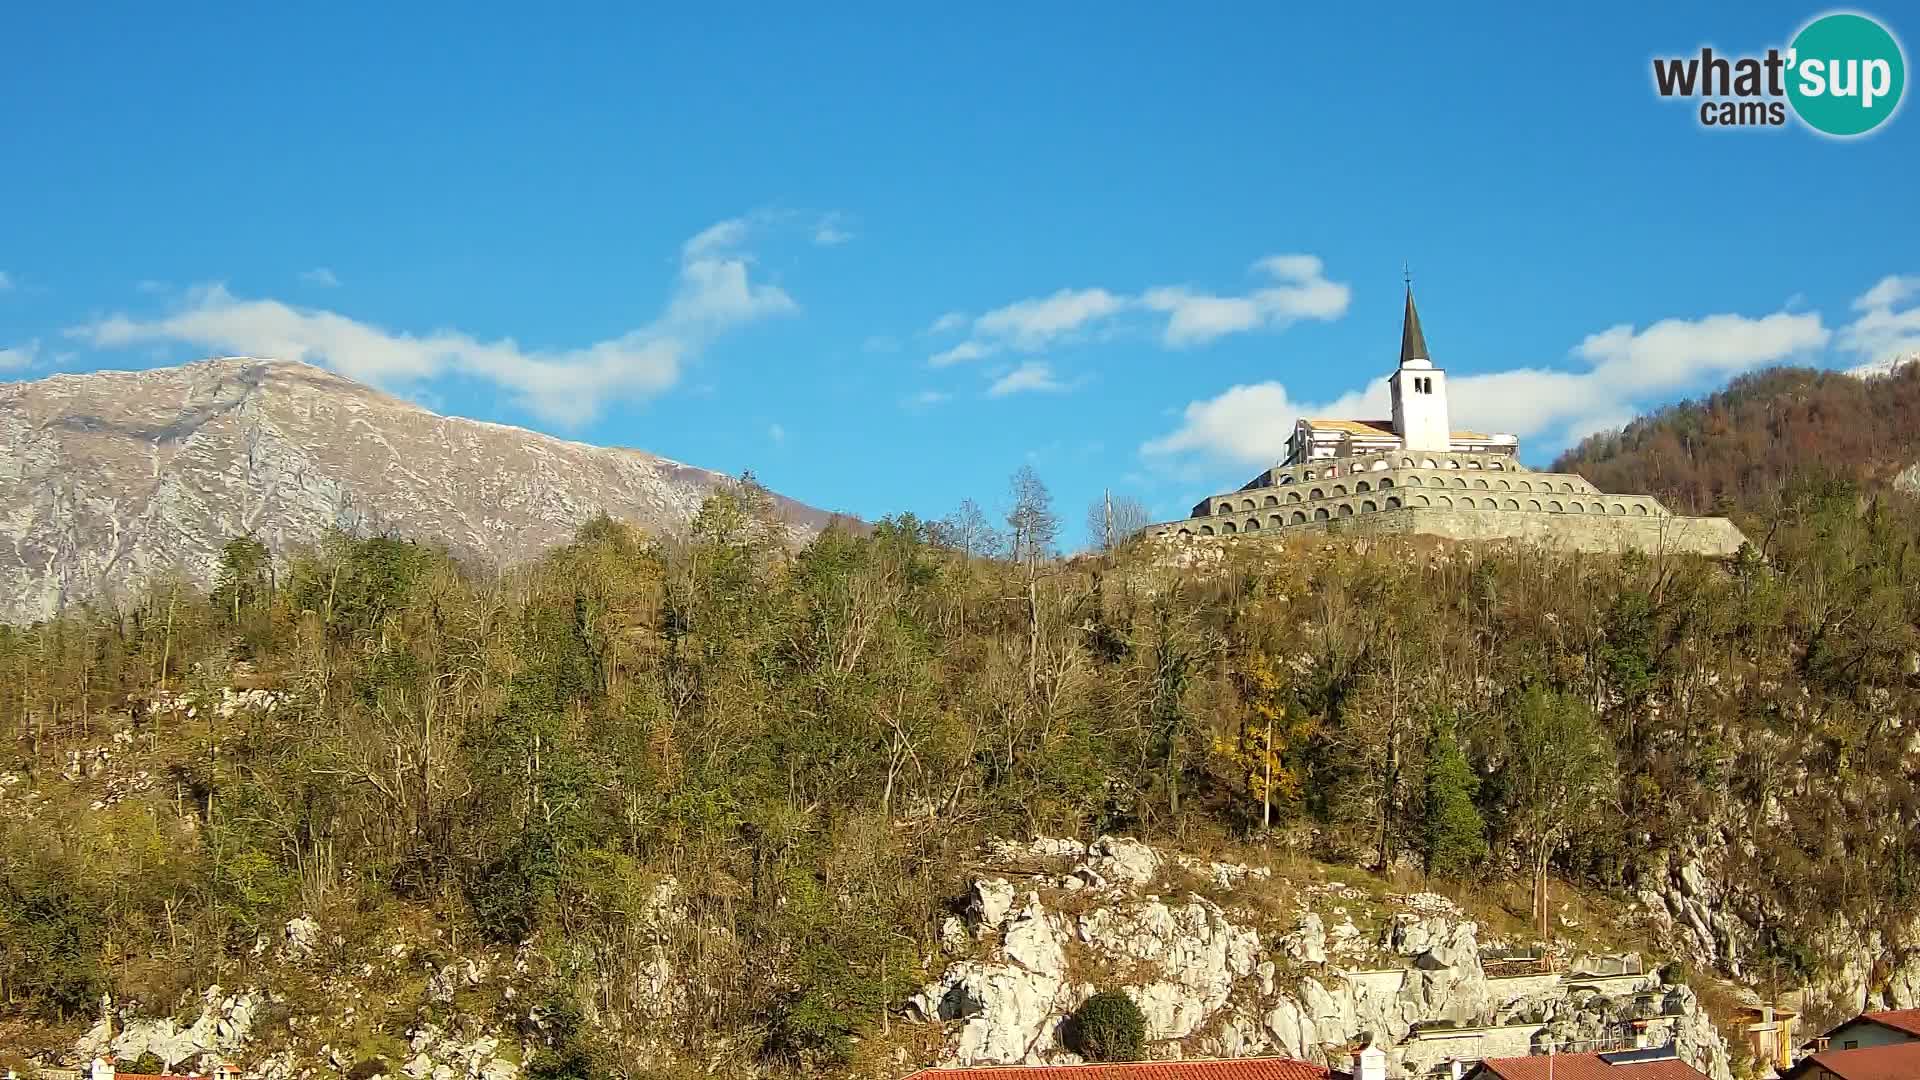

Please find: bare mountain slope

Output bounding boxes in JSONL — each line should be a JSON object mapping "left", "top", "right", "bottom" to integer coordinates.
{"left": 0, "top": 357, "right": 847, "bottom": 621}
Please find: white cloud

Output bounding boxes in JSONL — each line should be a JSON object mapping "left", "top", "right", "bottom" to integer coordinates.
{"left": 134, "top": 279, "right": 168, "bottom": 294}
{"left": 925, "top": 290, "right": 1125, "bottom": 366}
{"left": 1840, "top": 274, "right": 1920, "bottom": 373}
{"left": 1141, "top": 381, "right": 1375, "bottom": 464}
{"left": 1142, "top": 254, "right": 1351, "bottom": 347}
{"left": 987, "top": 361, "right": 1070, "bottom": 397}
{"left": 683, "top": 218, "right": 752, "bottom": 260}
{"left": 67, "top": 218, "right": 798, "bottom": 426}
{"left": 0, "top": 271, "right": 12, "bottom": 291}
{"left": 1573, "top": 311, "right": 1828, "bottom": 394}
{"left": 903, "top": 389, "right": 950, "bottom": 409}
{"left": 924, "top": 255, "right": 1350, "bottom": 373}
{"left": 769, "top": 422, "right": 787, "bottom": 444}
{"left": 974, "top": 288, "right": 1127, "bottom": 350}
{"left": 1144, "top": 306, "right": 1830, "bottom": 468}
{"left": 0, "top": 339, "right": 38, "bottom": 372}
{"left": 930, "top": 340, "right": 994, "bottom": 367}
{"left": 299, "top": 267, "right": 341, "bottom": 287}
{"left": 812, "top": 212, "right": 854, "bottom": 247}
{"left": 862, "top": 334, "right": 900, "bottom": 354}
{"left": 1853, "top": 274, "right": 1920, "bottom": 312}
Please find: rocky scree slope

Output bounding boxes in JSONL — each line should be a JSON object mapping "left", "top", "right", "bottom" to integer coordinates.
{"left": 0, "top": 357, "right": 844, "bottom": 622}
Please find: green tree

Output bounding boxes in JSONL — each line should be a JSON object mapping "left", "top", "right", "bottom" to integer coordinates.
{"left": 0, "top": 825, "right": 108, "bottom": 1020}
{"left": 212, "top": 535, "right": 272, "bottom": 627}
{"left": 1422, "top": 717, "right": 1487, "bottom": 877}
{"left": 1502, "top": 688, "right": 1616, "bottom": 938}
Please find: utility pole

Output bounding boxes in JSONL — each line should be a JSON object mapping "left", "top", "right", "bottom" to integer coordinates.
{"left": 1104, "top": 489, "right": 1114, "bottom": 553}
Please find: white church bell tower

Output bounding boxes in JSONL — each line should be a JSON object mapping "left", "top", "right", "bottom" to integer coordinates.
{"left": 1388, "top": 282, "right": 1451, "bottom": 453}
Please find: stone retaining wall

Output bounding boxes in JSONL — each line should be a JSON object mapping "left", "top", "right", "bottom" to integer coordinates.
{"left": 1155, "top": 507, "right": 1748, "bottom": 558}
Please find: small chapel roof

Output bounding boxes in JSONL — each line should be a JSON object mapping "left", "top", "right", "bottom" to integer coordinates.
{"left": 1300, "top": 418, "right": 1498, "bottom": 442}
{"left": 1303, "top": 418, "right": 1398, "bottom": 436}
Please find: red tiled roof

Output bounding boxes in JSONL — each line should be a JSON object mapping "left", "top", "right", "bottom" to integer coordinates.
{"left": 902, "top": 1059, "right": 1331, "bottom": 1080}
{"left": 1791, "top": 1040, "right": 1920, "bottom": 1079}
{"left": 1860, "top": 1008, "right": 1920, "bottom": 1038}
{"left": 1470, "top": 1052, "right": 1707, "bottom": 1080}
{"left": 112, "top": 1074, "right": 202, "bottom": 1080}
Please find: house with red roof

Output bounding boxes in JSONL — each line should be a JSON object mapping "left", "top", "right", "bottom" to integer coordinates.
{"left": 1807, "top": 1009, "right": 1920, "bottom": 1055}
{"left": 1782, "top": 1039, "right": 1920, "bottom": 1080}
{"left": 1463, "top": 1046, "right": 1708, "bottom": 1080}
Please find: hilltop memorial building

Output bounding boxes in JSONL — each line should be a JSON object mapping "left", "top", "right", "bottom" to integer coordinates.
{"left": 1144, "top": 287, "right": 1749, "bottom": 557}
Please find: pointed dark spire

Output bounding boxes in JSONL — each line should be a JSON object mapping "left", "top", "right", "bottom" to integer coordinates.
{"left": 1399, "top": 285, "right": 1429, "bottom": 366}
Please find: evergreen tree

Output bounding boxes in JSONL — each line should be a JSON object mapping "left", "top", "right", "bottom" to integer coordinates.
{"left": 1422, "top": 717, "right": 1487, "bottom": 877}
{"left": 1071, "top": 991, "right": 1147, "bottom": 1062}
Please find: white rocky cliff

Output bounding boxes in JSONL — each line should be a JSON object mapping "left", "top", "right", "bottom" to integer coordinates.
{"left": 907, "top": 836, "right": 1734, "bottom": 1080}
{"left": 0, "top": 357, "right": 845, "bottom": 621}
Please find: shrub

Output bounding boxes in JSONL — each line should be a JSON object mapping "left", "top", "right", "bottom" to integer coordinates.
{"left": 0, "top": 831, "right": 109, "bottom": 1021}
{"left": 522, "top": 991, "right": 606, "bottom": 1080}
{"left": 1070, "top": 990, "right": 1147, "bottom": 1063}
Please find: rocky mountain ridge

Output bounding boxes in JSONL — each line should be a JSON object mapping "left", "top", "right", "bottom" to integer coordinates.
{"left": 0, "top": 357, "right": 846, "bottom": 622}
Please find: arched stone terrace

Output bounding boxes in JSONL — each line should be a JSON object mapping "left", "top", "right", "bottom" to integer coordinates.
{"left": 1160, "top": 452, "right": 1668, "bottom": 540}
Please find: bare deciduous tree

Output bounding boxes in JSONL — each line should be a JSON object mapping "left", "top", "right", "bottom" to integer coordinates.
{"left": 1084, "top": 492, "right": 1152, "bottom": 552}
{"left": 1006, "top": 466, "right": 1059, "bottom": 697}
{"left": 936, "top": 498, "right": 999, "bottom": 559}
{"left": 1006, "top": 466, "right": 1057, "bottom": 566}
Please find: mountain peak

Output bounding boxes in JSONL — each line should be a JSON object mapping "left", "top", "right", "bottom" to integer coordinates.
{"left": 0, "top": 358, "right": 845, "bottom": 620}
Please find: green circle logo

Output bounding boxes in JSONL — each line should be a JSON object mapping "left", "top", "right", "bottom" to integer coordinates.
{"left": 1787, "top": 12, "right": 1906, "bottom": 136}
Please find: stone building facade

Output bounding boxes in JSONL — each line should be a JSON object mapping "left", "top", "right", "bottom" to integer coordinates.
{"left": 1145, "top": 288, "right": 1749, "bottom": 558}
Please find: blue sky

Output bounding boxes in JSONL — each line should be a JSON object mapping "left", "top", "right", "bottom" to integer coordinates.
{"left": 4, "top": 3, "right": 1918, "bottom": 548}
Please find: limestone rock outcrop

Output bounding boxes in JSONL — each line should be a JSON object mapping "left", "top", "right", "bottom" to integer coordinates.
{"left": 910, "top": 835, "right": 1735, "bottom": 1080}
{"left": 69, "top": 938, "right": 526, "bottom": 1080}
{"left": 76, "top": 987, "right": 269, "bottom": 1071}
{"left": 1896, "top": 461, "right": 1920, "bottom": 497}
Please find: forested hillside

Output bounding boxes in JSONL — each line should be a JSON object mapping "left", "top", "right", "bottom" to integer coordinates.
{"left": 2, "top": 452, "right": 1919, "bottom": 1075}
{"left": 1553, "top": 363, "right": 1920, "bottom": 517}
